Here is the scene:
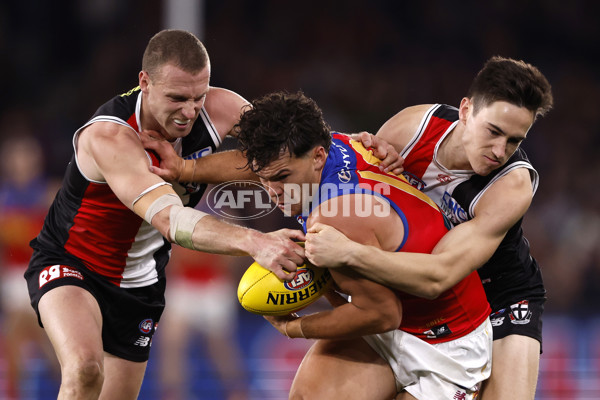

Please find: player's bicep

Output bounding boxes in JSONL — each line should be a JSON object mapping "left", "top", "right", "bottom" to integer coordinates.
{"left": 307, "top": 194, "right": 402, "bottom": 251}
{"left": 308, "top": 195, "right": 402, "bottom": 327}
{"left": 337, "top": 270, "right": 399, "bottom": 310}
{"left": 433, "top": 168, "right": 534, "bottom": 270}
{"left": 375, "top": 104, "right": 433, "bottom": 152}
{"left": 472, "top": 168, "right": 534, "bottom": 235}
{"left": 82, "top": 122, "right": 167, "bottom": 209}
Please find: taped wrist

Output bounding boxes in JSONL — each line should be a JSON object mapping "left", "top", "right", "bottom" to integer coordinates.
{"left": 169, "top": 205, "right": 208, "bottom": 249}
{"left": 178, "top": 158, "right": 197, "bottom": 182}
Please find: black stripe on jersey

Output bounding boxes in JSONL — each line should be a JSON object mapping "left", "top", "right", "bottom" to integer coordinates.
{"left": 432, "top": 104, "right": 458, "bottom": 122}
{"left": 31, "top": 156, "right": 89, "bottom": 252}
{"left": 199, "top": 108, "right": 221, "bottom": 146}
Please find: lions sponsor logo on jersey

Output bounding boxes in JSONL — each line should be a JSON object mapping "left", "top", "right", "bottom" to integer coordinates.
{"left": 337, "top": 169, "right": 352, "bottom": 183}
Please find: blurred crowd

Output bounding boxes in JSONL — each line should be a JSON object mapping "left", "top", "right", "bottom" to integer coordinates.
{"left": 0, "top": 0, "right": 598, "bottom": 398}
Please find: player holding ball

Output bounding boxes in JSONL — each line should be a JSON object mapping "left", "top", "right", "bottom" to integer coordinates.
{"left": 233, "top": 91, "right": 492, "bottom": 400}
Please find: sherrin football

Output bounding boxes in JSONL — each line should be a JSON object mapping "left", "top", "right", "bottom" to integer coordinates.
{"left": 237, "top": 261, "right": 333, "bottom": 316}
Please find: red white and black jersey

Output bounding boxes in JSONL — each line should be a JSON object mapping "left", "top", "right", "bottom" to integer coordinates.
{"left": 400, "top": 104, "right": 546, "bottom": 310}
{"left": 29, "top": 87, "right": 222, "bottom": 288}
{"left": 299, "top": 134, "right": 491, "bottom": 344}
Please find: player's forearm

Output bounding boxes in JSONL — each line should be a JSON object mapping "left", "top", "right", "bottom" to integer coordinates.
{"left": 286, "top": 303, "right": 399, "bottom": 340}
{"left": 190, "top": 150, "right": 258, "bottom": 183}
{"left": 346, "top": 244, "right": 456, "bottom": 299}
{"left": 190, "top": 215, "right": 260, "bottom": 256}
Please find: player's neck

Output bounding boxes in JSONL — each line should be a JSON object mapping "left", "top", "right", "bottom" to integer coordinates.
{"left": 437, "top": 123, "right": 471, "bottom": 171}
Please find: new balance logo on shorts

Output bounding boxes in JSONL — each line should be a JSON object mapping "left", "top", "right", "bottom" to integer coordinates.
{"left": 490, "top": 300, "right": 532, "bottom": 327}
{"left": 134, "top": 336, "right": 150, "bottom": 347}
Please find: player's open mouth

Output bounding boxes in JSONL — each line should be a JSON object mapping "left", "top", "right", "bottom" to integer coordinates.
{"left": 173, "top": 118, "right": 191, "bottom": 128}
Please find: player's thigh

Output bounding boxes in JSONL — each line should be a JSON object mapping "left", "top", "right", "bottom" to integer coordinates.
{"left": 99, "top": 353, "right": 147, "bottom": 400}
{"left": 481, "top": 334, "right": 540, "bottom": 400}
{"left": 38, "top": 285, "right": 104, "bottom": 366}
{"left": 290, "top": 337, "right": 396, "bottom": 400}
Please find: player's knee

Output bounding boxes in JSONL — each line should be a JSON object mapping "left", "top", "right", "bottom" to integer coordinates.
{"left": 62, "top": 356, "right": 104, "bottom": 393}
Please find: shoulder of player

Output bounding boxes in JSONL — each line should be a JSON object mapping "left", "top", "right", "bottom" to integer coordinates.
{"left": 376, "top": 104, "right": 435, "bottom": 150}
{"left": 204, "top": 87, "right": 249, "bottom": 118}
{"left": 78, "top": 122, "right": 148, "bottom": 173}
{"left": 473, "top": 167, "right": 533, "bottom": 226}
{"left": 487, "top": 166, "right": 534, "bottom": 196}
{"left": 79, "top": 121, "right": 140, "bottom": 152}
{"left": 204, "top": 87, "right": 250, "bottom": 138}
{"left": 76, "top": 121, "right": 147, "bottom": 182}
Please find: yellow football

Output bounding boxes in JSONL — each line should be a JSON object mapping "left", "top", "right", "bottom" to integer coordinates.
{"left": 237, "top": 261, "right": 333, "bottom": 316}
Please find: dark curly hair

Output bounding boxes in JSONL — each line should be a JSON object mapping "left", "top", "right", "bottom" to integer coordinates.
{"left": 235, "top": 91, "right": 331, "bottom": 173}
{"left": 468, "top": 56, "right": 553, "bottom": 119}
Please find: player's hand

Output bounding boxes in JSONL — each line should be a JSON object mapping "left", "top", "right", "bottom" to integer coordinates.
{"left": 305, "top": 222, "right": 353, "bottom": 268}
{"left": 351, "top": 131, "right": 404, "bottom": 175}
{"left": 251, "top": 229, "right": 306, "bottom": 281}
{"left": 140, "top": 130, "right": 185, "bottom": 182}
{"left": 264, "top": 313, "right": 300, "bottom": 337}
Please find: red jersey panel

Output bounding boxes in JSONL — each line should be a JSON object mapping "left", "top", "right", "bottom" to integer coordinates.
{"left": 300, "top": 133, "right": 490, "bottom": 343}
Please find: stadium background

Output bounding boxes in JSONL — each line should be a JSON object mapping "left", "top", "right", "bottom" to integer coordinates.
{"left": 0, "top": 0, "right": 598, "bottom": 398}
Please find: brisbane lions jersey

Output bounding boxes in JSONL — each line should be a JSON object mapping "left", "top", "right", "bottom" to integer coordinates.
{"left": 30, "top": 87, "right": 221, "bottom": 288}
{"left": 299, "top": 134, "right": 491, "bottom": 344}
{"left": 400, "top": 104, "right": 546, "bottom": 310}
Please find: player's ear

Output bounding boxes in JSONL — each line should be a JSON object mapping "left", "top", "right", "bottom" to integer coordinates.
{"left": 139, "top": 71, "right": 150, "bottom": 93}
{"left": 313, "top": 146, "right": 327, "bottom": 169}
{"left": 458, "top": 97, "right": 472, "bottom": 124}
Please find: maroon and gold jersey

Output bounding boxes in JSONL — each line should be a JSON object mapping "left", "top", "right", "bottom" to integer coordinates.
{"left": 299, "top": 133, "right": 491, "bottom": 344}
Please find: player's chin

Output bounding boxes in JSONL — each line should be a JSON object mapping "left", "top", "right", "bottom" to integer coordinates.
{"left": 168, "top": 123, "right": 193, "bottom": 138}
{"left": 474, "top": 163, "right": 498, "bottom": 176}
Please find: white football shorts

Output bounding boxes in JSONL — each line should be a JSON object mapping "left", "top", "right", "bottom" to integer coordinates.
{"left": 363, "top": 318, "right": 492, "bottom": 400}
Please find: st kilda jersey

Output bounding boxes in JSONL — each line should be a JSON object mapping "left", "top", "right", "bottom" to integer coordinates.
{"left": 298, "top": 134, "right": 491, "bottom": 344}
{"left": 400, "top": 104, "right": 546, "bottom": 310}
{"left": 29, "top": 87, "right": 222, "bottom": 288}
